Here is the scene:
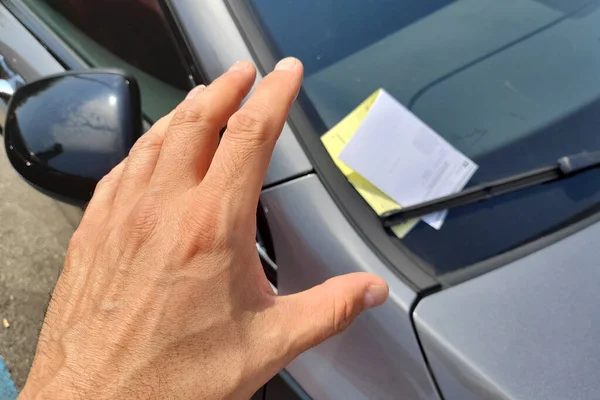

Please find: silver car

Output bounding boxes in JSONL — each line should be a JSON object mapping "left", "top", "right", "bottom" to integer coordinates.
{"left": 3, "top": 0, "right": 600, "bottom": 399}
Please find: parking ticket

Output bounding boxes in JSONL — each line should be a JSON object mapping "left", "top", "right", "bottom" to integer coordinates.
{"left": 339, "top": 90, "right": 478, "bottom": 229}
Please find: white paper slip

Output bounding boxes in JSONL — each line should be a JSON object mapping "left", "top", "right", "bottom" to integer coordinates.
{"left": 339, "top": 90, "right": 478, "bottom": 229}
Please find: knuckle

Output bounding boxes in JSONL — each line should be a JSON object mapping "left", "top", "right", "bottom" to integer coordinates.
{"left": 129, "top": 134, "right": 163, "bottom": 157}
{"left": 166, "top": 105, "right": 221, "bottom": 151}
{"left": 95, "top": 164, "right": 122, "bottom": 191}
{"left": 331, "top": 294, "right": 354, "bottom": 335}
{"left": 169, "top": 103, "right": 219, "bottom": 133}
{"left": 172, "top": 107, "right": 204, "bottom": 126}
{"left": 227, "top": 106, "right": 271, "bottom": 142}
{"left": 126, "top": 195, "right": 161, "bottom": 242}
{"left": 180, "top": 199, "right": 228, "bottom": 256}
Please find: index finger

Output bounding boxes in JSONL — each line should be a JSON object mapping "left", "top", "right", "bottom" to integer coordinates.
{"left": 199, "top": 57, "right": 303, "bottom": 218}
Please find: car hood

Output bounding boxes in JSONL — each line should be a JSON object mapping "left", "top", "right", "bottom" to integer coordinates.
{"left": 414, "top": 215, "right": 600, "bottom": 400}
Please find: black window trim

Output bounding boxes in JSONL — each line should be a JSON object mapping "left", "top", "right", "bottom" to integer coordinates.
{"left": 1, "top": 0, "right": 206, "bottom": 107}
{"left": 158, "top": 0, "right": 207, "bottom": 88}
{"left": 223, "top": 0, "right": 600, "bottom": 290}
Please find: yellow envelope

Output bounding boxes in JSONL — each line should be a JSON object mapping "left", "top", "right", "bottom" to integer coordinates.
{"left": 320, "top": 89, "right": 418, "bottom": 238}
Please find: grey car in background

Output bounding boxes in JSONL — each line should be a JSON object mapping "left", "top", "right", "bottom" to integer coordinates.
{"left": 3, "top": 0, "right": 600, "bottom": 399}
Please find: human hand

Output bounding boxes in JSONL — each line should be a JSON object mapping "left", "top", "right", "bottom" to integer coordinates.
{"left": 21, "top": 58, "right": 388, "bottom": 399}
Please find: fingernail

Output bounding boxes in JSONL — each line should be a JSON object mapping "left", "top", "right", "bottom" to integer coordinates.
{"left": 364, "top": 284, "right": 388, "bottom": 309}
{"left": 229, "top": 61, "right": 251, "bottom": 71}
{"left": 275, "top": 57, "right": 298, "bottom": 71}
{"left": 186, "top": 85, "right": 205, "bottom": 100}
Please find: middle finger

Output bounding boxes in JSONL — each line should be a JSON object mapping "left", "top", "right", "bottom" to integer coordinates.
{"left": 150, "top": 62, "right": 257, "bottom": 193}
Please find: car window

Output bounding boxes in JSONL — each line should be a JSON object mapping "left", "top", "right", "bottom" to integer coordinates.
{"left": 238, "top": 0, "right": 600, "bottom": 275}
{"left": 23, "top": 0, "right": 193, "bottom": 121}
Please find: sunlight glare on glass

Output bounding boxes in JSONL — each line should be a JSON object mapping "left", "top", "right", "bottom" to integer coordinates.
{"left": 108, "top": 95, "right": 117, "bottom": 106}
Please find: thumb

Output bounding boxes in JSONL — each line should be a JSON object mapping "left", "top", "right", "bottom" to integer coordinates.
{"left": 277, "top": 272, "right": 388, "bottom": 357}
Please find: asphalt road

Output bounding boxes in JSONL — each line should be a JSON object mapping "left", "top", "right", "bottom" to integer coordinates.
{"left": 0, "top": 149, "right": 76, "bottom": 390}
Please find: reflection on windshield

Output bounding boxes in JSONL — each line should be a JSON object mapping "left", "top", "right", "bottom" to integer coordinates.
{"left": 300, "top": 0, "right": 600, "bottom": 157}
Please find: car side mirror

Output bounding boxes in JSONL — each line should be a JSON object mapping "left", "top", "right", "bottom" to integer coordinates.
{"left": 3, "top": 70, "right": 141, "bottom": 205}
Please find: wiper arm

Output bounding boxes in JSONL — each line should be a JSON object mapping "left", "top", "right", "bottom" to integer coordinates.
{"left": 381, "top": 151, "right": 600, "bottom": 228}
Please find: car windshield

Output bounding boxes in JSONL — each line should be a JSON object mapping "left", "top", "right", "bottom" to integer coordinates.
{"left": 243, "top": 0, "right": 600, "bottom": 275}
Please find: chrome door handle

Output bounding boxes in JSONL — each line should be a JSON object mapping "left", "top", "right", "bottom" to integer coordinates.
{"left": 0, "top": 55, "right": 24, "bottom": 133}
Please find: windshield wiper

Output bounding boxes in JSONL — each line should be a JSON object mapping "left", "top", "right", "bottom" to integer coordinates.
{"left": 381, "top": 151, "right": 600, "bottom": 228}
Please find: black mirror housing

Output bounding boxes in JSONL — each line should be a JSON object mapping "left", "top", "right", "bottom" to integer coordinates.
{"left": 4, "top": 70, "right": 141, "bottom": 204}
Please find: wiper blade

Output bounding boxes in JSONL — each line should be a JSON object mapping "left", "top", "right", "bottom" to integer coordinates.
{"left": 381, "top": 151, "right": 600, "bottom": 228}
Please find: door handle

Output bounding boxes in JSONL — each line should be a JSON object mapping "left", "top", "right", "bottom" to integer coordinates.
{"left": 0, "top": 54, "right": 24, "bottom": 134}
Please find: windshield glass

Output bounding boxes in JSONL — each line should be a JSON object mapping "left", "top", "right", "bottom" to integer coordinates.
{"left": 244, "top": 0, "right": 600, "bottom": 275}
